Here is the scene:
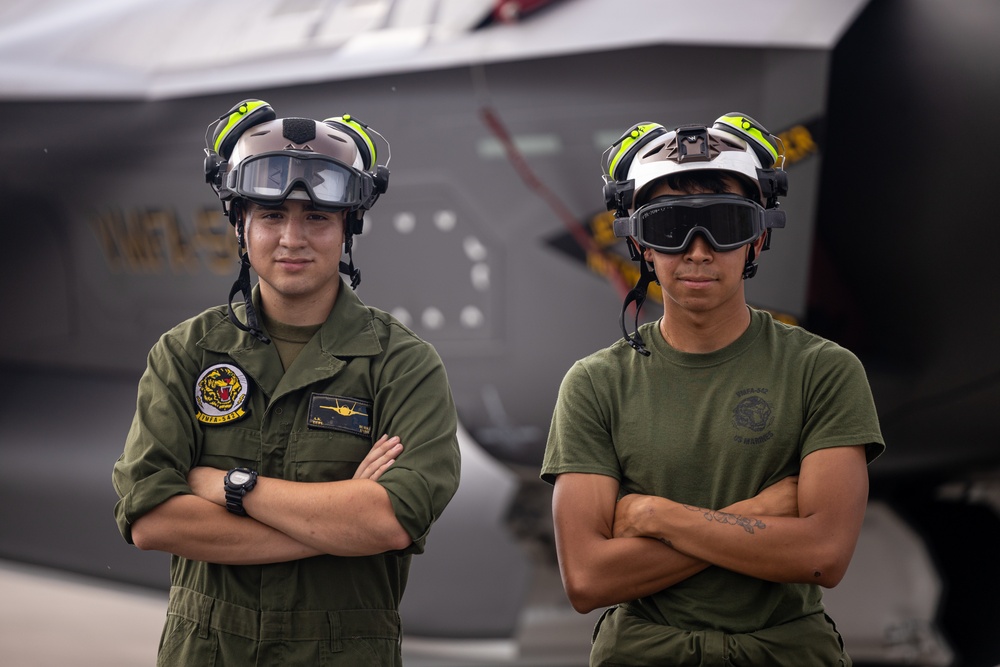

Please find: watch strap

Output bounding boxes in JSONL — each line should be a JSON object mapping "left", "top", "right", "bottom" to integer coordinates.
{"left": 224, "top": 467, "right": 257, "bottom": 516}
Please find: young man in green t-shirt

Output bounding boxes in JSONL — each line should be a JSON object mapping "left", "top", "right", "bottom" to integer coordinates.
{"left": 542, "top": 113, "right": 884, "bottom": 666}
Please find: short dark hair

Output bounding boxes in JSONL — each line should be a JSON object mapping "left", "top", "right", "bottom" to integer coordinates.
{"left": 643, "top": 171, "right": 758, "bottom": 205}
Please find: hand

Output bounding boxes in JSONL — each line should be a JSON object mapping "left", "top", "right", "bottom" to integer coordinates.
{"left": 737, "top": 475, "right": 799, "bottom": 518}
{"left": 188, "top": 466, "right": 227, "bottom": 507}
{"left": 613, "top": 493, "right": 660, "bottom": 539}
{"left": 353, "top": 434, "right": 403, "bottom": 481}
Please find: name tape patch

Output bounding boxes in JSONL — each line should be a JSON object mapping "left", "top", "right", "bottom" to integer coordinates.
{"left": 308, "top": 393, "right": 372, "bottom": 437}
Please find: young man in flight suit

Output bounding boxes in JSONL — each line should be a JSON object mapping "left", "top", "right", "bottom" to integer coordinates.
{"left": 113, "top": 100, "right": 461, "bottom": 666}
{"left": 542, "top": 113, "right": 884, "bottom": 665}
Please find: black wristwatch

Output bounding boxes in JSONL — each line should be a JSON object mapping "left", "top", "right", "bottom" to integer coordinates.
{"left": 224, "top": 467, "right": 258, "bottom": 516}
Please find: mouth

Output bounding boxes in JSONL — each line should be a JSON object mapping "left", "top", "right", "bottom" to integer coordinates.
{"left": 676, "top": 275, "right": 717, "bottom": 290}
{"left": 274, "top": 257, "right": 313, "bottom": 274}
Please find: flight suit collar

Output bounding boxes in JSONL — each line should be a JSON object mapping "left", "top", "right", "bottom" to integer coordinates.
{"left": 317, "top": 278, "right": 383, "bottom": 359}
{"left": 198, "top": 279, "right": 382, "bottom": 399}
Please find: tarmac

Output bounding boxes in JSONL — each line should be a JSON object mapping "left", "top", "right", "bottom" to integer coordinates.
{"left": 0, "top": 558, "right": 596, "bottom": 667}
{"left": 2, "top": 557, "right": 977, "bottom": 667}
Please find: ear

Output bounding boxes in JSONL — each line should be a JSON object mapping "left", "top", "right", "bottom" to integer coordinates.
{"left": 753, "top": 232, "right": 768, "bottom": 256}
{"left": 232, "top": 204, "right": 249, "bottom": 248}
{"left": 233, "top": 207, "right": 246, "bottom": 236}
{"left": 643, "top": 245, "right": 654, "bottom": 263}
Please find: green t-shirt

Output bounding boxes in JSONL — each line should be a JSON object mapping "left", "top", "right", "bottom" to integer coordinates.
{"left": 261, "top": 310, "right": 321, "bottom": 371}
{"left": 542, "top": 309, "right": 884, "bottom": 638}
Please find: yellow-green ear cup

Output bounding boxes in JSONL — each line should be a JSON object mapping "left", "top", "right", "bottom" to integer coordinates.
{"left": 211, "top": 100, "right": 276, "bottom": 160}
{"left": 713, "top": 113, "right": 779, "bottom": 167}
{"left": 324, "top": 114, "right": 376, "bottom": 171}
{"left": 605, "top": 122, "right": 667, "bottom": 182}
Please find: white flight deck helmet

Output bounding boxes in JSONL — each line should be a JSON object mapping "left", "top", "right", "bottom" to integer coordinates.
{"left": 203, "top": 99, "right": 389, "bottom": 342}
{"left": 600, "top": 112, "right": 789, "bottom": 355}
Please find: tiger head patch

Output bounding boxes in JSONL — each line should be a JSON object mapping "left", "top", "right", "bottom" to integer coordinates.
{"left": 195, "top": 363, "right": 250, "bottom": 425}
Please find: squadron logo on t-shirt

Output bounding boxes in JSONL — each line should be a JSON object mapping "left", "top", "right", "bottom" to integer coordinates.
{"left": 195, "top": 363, "right": 250, "bottom": 425}
{"left": 732, "top": 388, "right": 774, "bottom": 445}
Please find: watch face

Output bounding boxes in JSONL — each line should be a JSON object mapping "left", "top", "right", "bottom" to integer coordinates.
{"left": 229, "top": 470, "right": 251, "bottom": 485}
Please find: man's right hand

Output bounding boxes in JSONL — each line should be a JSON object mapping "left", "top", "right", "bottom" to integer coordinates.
{"left": 353, "top": 435, "right": 403, "bottom": 481}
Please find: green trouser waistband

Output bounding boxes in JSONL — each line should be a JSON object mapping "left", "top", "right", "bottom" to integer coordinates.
{"left": 167, "top": 586, "right": 401, "bottom": 647}
{"left": 591, "top": 604, "right": 850, "bottom": 667}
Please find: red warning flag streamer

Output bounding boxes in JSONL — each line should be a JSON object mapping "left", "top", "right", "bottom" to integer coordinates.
{"left": 478, "top": 105, "right": 632, "bottom": 301}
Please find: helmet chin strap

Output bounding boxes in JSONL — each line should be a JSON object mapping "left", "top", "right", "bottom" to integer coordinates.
{"left": 227, "top": 220, "right": 271, "bottom": 344}
{"left": 619, "top": 239, "right": 655, "bottom": 357}
{"left": 620, "top": 238, "right": 758, "bottom": 356}
{"left": 226, "top": 204, "right": 362, "bottom": 342}
{"left": 743, "top": 243, "right": 759, "bottom": 280}
{"left": 339, "top": 233, "right": 361, "bottom": 290}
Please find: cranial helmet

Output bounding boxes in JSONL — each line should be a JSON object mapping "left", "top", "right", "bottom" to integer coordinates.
{"left": 205, "top": 100, "right": 389, "bottom": 234}
{"left": 601, "top": 112, "right": 789, "bottom": 356}
{"left": 603, "top": 113, "right": 786, "bottom": 214}
{"left": 203, "top": 100, "right": 390, "bottom": 342}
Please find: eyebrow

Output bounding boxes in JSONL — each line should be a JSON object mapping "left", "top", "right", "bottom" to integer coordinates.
{"left": 253, "top": 203, "right": 330, "bottom": 214}
{"left": 252, "top": 202, "right": 288, "bottom": 211}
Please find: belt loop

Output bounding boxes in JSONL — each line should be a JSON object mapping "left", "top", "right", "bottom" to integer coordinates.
{"left": 197, "top": 594, "right": 214, "bottom": 640}
{"left": 328, "top": 611, "right": 342, "bottom": 653}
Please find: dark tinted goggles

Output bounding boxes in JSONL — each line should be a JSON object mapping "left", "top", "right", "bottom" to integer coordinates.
{"left": 228, "top": 152, "right": 371, "bottom": 208}
{"left": 614, "top": 194, "right": 766, "bottom": 253}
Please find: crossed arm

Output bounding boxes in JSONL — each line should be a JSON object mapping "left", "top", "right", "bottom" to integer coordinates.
{"left": 552, "top": 445, "right": 869, "bottom": 613}
{"left": 130, "top": 435, "right": 411, "bottom": 564}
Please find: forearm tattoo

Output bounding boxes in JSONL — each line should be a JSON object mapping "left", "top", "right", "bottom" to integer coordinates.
{"left": 683, "top": 505, "right": 766, "bottom": 534}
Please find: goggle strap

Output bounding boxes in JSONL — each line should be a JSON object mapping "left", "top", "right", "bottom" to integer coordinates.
{"left": 764, "top": 207, "right": 786, "bottom": 230}
{"left": 227, "top": 252, "right": 272, "bottom": 344}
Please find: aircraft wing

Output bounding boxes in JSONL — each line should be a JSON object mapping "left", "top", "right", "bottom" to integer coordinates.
{"left": 0, "top": 0, "right": 869, "bottom": 100}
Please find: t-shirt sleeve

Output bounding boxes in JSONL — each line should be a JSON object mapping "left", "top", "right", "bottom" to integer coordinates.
{"left": 540, "top": 359, "right": 623, "bottom": 485}
{"left": 800, "top": 342, "right": 886, "bottom": 464}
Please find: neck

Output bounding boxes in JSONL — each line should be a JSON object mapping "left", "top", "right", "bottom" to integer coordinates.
{"left": 259, "top": 281, "right": 340, "bottom": 327}
{"left": 659, "top": 302, "right": 752, "bottom": 353}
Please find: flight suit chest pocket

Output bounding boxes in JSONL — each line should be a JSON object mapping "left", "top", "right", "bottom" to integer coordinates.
{"left": 292, "top": 430, "right": 372, "bottom": 483}
{"left": 197, "top": 427, "right": 261, "bottom": 470}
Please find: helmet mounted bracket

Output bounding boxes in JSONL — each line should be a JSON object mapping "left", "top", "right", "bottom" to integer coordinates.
{"left": 603, "top": 177, "right": 635, "bottom": 218}
{"left": 673, "top": 125, "right": 714, "bottom": 163}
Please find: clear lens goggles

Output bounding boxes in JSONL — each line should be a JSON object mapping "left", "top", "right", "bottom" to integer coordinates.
{"left": 228, "top": 152, "right": 370, "bottom": 208}
{"left": 614, "top": 194, "right": 766, "bottom": 253}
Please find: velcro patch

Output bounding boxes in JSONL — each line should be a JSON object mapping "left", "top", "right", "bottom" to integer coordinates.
{"left": 308, "top": 393, "right": 372, "bottom": 437}
{"left": 195, "top": 363, "right": 250, "bottom": 425}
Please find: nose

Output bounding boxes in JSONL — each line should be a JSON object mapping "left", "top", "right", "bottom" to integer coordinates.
{"left": 280, "top": 216, "right": 308, "bottom": 247}
{"left": 684, "top": 233, "right": 714, "bottom": 260}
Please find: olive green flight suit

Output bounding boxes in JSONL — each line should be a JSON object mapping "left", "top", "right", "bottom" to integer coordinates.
{"left": 113, "top": 280, "right": 461, "bottom": 666}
